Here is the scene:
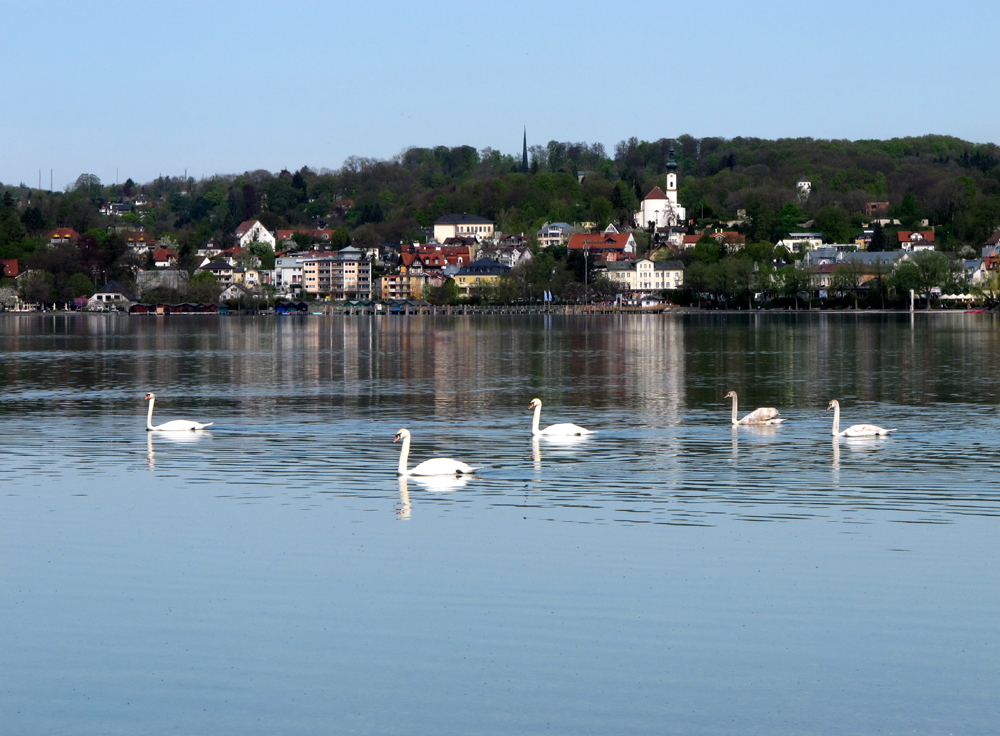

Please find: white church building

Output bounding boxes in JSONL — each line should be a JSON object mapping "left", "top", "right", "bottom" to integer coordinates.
{"left": 634, "top": 145, "right": 687, "bottom": 229}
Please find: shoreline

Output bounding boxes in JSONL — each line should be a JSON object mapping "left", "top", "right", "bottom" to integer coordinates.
{"left": 0, "top": 307, "right": 992, "bottom": 317}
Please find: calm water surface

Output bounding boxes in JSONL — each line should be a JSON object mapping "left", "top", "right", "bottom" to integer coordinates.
{"left": 1, "top": 313, "right": 999, "bottom": 735}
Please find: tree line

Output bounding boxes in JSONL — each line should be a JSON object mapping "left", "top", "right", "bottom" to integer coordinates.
{"left": 2, "top": 134, "right": 1000, "bottom": 305}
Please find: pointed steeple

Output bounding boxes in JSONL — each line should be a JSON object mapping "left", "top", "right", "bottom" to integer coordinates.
{"left": 666, "top": 144, "right": 677, "bottom": 173}
{"left": 522, "top": 127, "right": 529, "bottom": 174}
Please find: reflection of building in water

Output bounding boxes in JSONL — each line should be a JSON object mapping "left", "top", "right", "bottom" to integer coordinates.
{"left": 603, "top": 315, "right": 684, "bottom": 425}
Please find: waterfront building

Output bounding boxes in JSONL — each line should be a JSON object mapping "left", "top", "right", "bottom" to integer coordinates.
{"left": 300, "top": 247, "right": 371, "bottom": 300}
{"left": 605, "top": 258, "right": 684, "bottom": 293}
{"left": 196, "top": 261, "right": 235, "bottom": 286}
{"left": 380, "top": 272, "right": 429, "bottom": 301}
{"left": 454, "top": 258, "right": 510, "bottom": 297}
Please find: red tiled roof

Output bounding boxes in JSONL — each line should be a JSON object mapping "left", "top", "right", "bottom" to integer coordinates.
{"left": 126, "top": 233, "right": 157, "bottom": 245}
{"left": 2, "top": 259, "right": 18, "bottom": 278}
{"left": 644, "top": 186, "right": 667, "bottom": 200}
{"left": 567, "top": 233, "right": 631, "bottom": 250}
{"left": 152, "top": 247, "right": 178, "bottom": 262}
{"left": 235, "top": 220, "right": 262, "bottom": 235}
{"left": 412, "top": 244, "right": 471, "bottom": 266}
{"left": 682, "top": 234, "right": 701, "bottom": 244}
{"left": 898, "top": 230, "right": 934, "bottom": 243}
{"left": 50, "top": 228, "right": 80, "bottom": 240}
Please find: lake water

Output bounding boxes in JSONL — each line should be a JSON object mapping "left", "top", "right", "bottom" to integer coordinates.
{"left": 1, "top": 312, "right": 999, "bottom": 735}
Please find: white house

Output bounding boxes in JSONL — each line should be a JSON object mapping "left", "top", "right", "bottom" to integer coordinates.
{"left": 797, "top": 176, "right": 812, "bottom": 201}
{"left": 235, "top": 220, "right": 276, "bottom": 249}
{"left": 86, "top": 280, "right": 134, "bottom": 310}
{"left": 536, "top": 222, "right": 574, "bottom": 248}
{"left": 274, "top": 255, "right": 305, "bottom": 293}
{"left": 776, "top": 232, "right": 823, "bottom": 254}
{"left": 605, "top": 258, "right": 684, "bottom": 293}
{"left": 432, "top": 214, "right": 495, "bottom": 244}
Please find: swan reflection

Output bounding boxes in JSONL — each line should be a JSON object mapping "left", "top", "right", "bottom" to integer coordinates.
{"left": 396, "top": 476, "right": 411, "bottom": 520}
{"left": 533, "top": 433, "right": 591, "bottom": 469}
{"left": 410, "top": 474, "right": 472, "bottom": 493}
{"left": 146, "top": 429, "right": 211, "bottom": 471}
{"left": 149, "top": 428, "right": 212, "bottom": 444}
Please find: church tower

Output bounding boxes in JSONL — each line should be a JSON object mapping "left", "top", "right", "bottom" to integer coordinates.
{"left": 522, "top": 127, "right": 529, "bottom": 174}
{"left": 665, "top": 144, "right": 678, "bottom": 206}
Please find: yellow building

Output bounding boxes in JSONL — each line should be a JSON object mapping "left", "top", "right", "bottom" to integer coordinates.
{"left": 380, "top": 273, "right": 428, "bottom": 301}
{"left": 454, "top": 258, "right": 510, "bottom": 297}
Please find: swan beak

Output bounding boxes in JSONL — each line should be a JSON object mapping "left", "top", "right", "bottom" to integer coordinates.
{"left": 826, "top": 405, "right": 833, "bottom": 411}
{"left": 393, "top": 434, "right": 401, "bottom": 443}
{"left": 144, "top": 394, "right": 152, "bottom": 401}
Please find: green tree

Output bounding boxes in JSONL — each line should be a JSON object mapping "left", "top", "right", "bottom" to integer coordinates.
{"left": 188, "top": 271, "right": 221, "bottom": 303}
{"left": 691, "top": 234, "right": 722, "bottom": 263}
{"left": 21, "top": 206, "right": 46, "bottom": 234}
{"left": 771, "top": 202, "right": 802, "bottom": 242}
{"left": 0, "top": 192, "right": 27, "bottom": 250}
{"left": 67, "top": 272, "right": 95, "bottom": 298}
{"left": 896, "top": 192, "right": 922, "bottom": 229}
{"left": 831, "top": 262, "right": 865, "bottom": 308}
{"left": 870, "top": 221, "right": 888, "bottom": 251}
{"left": 590, "top": 197, "right": 613, "bottom": 227}
{"left": 779, "top": 265, "right": 810, "bottom": 309}
{"left": 743, "top": 196, "right": 773, "bottom": 243}
{"left": 816, "top": 205, "right": 851, "bottom": 243}
{"left": 248, "top": 241, "right": 275, "bottom": 270}
{"left": 73, "top": 173, "right": 102, "bottom": 200}
{"left": 19, "top": 270, "right": 54, "bottom": 304}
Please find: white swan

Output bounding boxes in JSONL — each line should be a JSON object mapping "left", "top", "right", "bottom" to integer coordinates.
{"left": 394, "top": 428, "right": 477, "bottom": 476}
{"left": 725, "top": 391, "right": 784, "bottom": 425}
{"left": 529, "top": 398, "right": 593, "bottom": 437}
{"left": 827, "top": 400, "right": 895, "bottom": 437}
{"left": 144, "top": 392, "right": 213, "bottom": 431}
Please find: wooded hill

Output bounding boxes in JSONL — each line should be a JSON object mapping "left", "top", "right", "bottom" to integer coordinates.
{"left": 2, "top": 134, "right": 1000, "bottom": 275}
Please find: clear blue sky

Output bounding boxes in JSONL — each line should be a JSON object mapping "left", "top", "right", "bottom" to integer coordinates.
{"left": 3, "top": 0, "right": 996, "bottom": 188}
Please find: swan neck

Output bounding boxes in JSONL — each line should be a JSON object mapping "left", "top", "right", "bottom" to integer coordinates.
{"left": 731, "top": 394, "right": 738, "bottom": 424}
{"left": 531, "top": 403, "right": 541, "bottom": 435}
{"left": 146, "top": 396, "right": 155, "bottom": 430}
{"left": 832, "top": 404, "right": 840, "bottom": 435}
{"left": 398, "top": 434, "right": 410, "bottom": 474}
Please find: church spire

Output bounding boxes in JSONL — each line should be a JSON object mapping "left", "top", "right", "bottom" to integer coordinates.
{"left": 522, "top": 127, "right": 529, "bottom": 174}
{"left": 666, "top": 143, "right": 677, "bottom": 173}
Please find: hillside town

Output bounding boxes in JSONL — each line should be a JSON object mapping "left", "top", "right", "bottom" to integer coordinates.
{"left": 3, "top": 136, "right": 1000, "bottom": 312}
